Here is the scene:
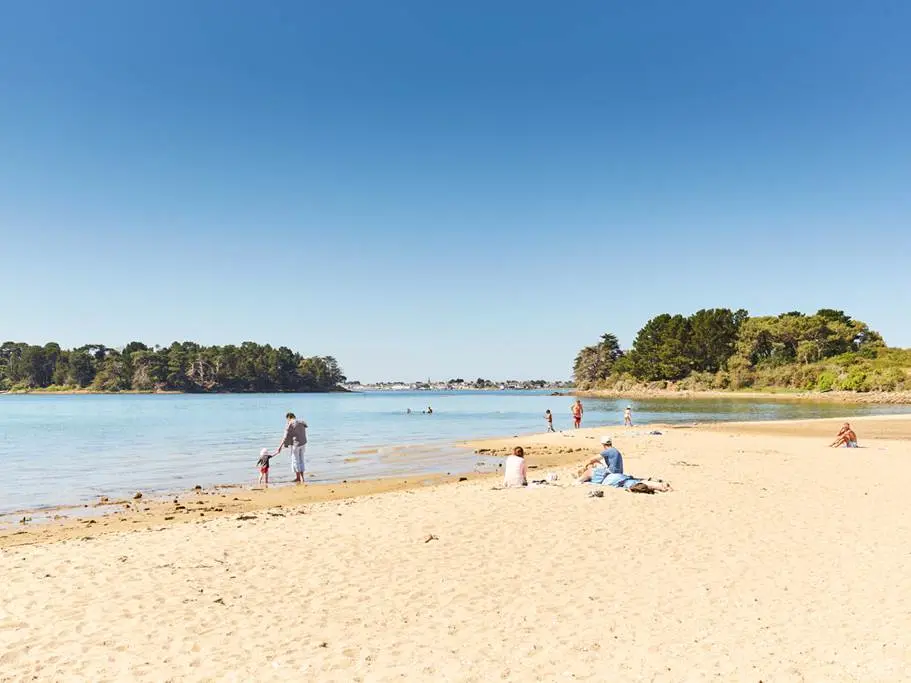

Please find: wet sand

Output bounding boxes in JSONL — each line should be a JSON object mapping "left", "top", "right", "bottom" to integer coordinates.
{"left": 0, "top": 474, "right": 471, "bottom": 549}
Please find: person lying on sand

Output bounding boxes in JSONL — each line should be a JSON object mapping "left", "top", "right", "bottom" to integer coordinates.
{"left": 830, "top": 423, "right": 859, "bottom": 448}
{"left": 576, "top": 436, "right": 624, "bottom": 483}
{"left": 596, "top": 472, "right": 671, "bottom": 494}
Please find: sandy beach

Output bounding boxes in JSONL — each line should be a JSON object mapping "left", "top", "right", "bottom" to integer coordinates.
{"left": 3, "top": 415, "right": 910, "bottom": 681}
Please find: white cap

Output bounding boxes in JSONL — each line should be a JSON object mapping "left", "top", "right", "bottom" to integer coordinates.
{"left": 600, "top": 435, "right": 613, "bottom": 445}
{"left": 260, "top": 448, "right": 270, "bottom": 456}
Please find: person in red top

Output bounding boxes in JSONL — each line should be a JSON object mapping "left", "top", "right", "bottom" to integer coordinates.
{"left": 571, "top": 400, "right": 583, "bottom": 429}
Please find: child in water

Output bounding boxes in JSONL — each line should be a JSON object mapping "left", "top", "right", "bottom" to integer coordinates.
{"left": 545, "top": 409, "right": 555, "bottom": 432}
{"left": 257, "top": 448, "right": 276, "bottom": 486}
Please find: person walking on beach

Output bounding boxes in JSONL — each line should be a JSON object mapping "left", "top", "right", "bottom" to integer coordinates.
{"left": 571, "top": 400, "right": 584, "bottom": 429}
{"left": 545, "top": 409, "right": 555, "bottom": 432}
{"left": 275, "top": 412, "right": 308, "bottom": 484}
{"left": 624, "top": 406, "right": 633, "bottom": 427}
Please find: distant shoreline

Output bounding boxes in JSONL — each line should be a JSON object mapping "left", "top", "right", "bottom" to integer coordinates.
{"left": 1, "top": 386, "right": 557, "bottom": 396}
{"left": 0, "top": 387, "right": 352, "bottom": 396}
{"left": 7, "top": 386, "right": 910, "bottom": 403}
{"left": 572, "top": 387, "right": 911, "bottom": 405}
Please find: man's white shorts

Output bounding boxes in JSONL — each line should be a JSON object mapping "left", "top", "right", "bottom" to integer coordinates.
{"left": 290, "top": 445, "right": 306, "bottom": 473}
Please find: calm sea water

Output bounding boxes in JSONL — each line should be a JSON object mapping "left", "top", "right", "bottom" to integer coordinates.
{"left": 1, "top": 391, "right": 909, "bottom": 514}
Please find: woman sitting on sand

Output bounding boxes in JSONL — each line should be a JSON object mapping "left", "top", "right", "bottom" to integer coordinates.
{"left": 830, "top": 423, "right": 859, "bottom": 448}
{"left": 503, "top": 447, "right": 528, "bottom": 487}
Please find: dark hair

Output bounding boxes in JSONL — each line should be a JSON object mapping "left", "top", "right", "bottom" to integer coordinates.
{"left": 513, "top": 446, "right": 525, "bottom": 457}
{"left": 286, "top": 412, "right": 296, "bottom": 420}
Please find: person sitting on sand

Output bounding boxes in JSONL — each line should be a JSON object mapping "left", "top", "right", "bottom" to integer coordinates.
{"left": 830, "top": 423, "right": 859, "bottom": 448}
{"left": 576, "top": 436, "right": 624, "bottom": 483}
{"left": 504, "top": 446, "right": 528, "bottom": 487}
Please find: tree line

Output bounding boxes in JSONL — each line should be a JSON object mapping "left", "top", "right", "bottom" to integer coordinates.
{"left": 573, "top": 309, "right": 909, "bottom": 393}
{"left": 0, "top": 341, "right": 346, "bottom": 393}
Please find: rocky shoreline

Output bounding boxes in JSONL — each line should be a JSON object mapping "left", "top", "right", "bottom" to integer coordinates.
{"left": 572, "top": 388, "right": 911, "bottom": 404}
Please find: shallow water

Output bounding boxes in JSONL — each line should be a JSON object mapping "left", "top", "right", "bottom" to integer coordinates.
{"left": 1, "top": 390, "right": 908, "bottom": 513}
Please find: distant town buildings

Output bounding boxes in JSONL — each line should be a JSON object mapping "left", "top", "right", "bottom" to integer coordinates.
{"left": 341, "top": 378, "right": 572, "bottom": 392}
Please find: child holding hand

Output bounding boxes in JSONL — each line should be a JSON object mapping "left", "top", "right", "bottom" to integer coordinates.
{"left": 257, "top": 448, "right": 277, "bottom": 486}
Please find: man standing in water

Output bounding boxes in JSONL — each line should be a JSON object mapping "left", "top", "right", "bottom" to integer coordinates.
{"left": 275, "top": 412, "right": 308, "bottom": 484}
{"left": 572, "top": 400, "right": 584, "bottom": 429}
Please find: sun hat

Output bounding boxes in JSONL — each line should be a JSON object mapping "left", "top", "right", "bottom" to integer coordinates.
{"left": 260, "top": 448, "right": 270, "bottom": 456}
{"left": 600, "top": 435, "right": 613, "bottom": 445}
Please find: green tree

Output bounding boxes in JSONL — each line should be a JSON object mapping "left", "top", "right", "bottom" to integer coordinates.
{"left": 630, "top": 314, "right": 692, "bottom": 381}
{"left": 166, "top": 342, "right": 190, "bottom": 390}
{"left": 815, "top": 309, "right": 852, "bottom": 325}
{"left": 687, "top": 308, "right": 743, "bottom": 373}
{"left": 92, "top": 352, "right": 132, "bottom": 391}
{"left": 66, "top": 350, "right": 97, "bottom": 387}
{"left": 17, "top": 345, "right": 51, "bottom": 387}
{"left": 130, "top": 350, "right": 168, "bottom": 390}
{"left": 572, "top": 333, "right": 624, "bottom": 387}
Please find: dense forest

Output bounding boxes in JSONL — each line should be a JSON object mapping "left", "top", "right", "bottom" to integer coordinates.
{"left": 574, "top": 309, "right": 911, "bottom": 393}
{"left": 0, "top": 341, "right": 346, "bottom": 393}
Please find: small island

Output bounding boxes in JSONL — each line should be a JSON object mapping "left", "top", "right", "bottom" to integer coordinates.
{"left": 0, "top": 341, "right": 346, "bottom": 393}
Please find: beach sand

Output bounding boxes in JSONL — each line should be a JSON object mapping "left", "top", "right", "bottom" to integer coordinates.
{"left": 2, "top": 415, "right": 910, "bottom": 681}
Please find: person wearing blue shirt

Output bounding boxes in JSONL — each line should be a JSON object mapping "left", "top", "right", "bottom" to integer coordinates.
{"left": 600, "top": 436, "right": 624, "bottom": 473}
{"left": 576, "top": 436, "right": 624, "bottom": 483}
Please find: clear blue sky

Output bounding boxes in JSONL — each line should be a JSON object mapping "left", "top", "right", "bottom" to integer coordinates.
{"left": 2, "top": 1, "right": 909, "bottom": 382}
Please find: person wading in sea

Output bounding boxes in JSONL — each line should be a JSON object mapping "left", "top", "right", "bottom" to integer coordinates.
{"left": 274, "top": 412, "right": 308, "bottom": 484}
{"left": 572, "top": 400, "right": 584, "bottom": 429}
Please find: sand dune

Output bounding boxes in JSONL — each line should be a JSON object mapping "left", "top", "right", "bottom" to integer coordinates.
{"left": 2, "top": 416, "right": 911, "bottom": 681}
